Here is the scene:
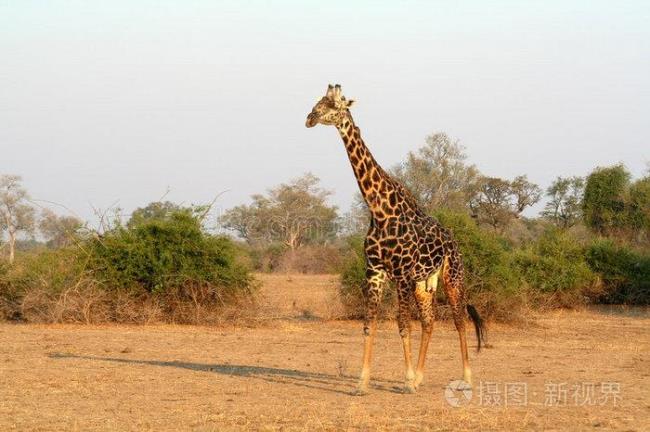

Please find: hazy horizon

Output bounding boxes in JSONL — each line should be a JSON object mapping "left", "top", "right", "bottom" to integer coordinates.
{"left": 2, "top": 1, "right": 649, "bottom": 227}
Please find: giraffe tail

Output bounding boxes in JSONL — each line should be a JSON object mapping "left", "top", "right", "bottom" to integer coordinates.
{"left": 466, "top": 304, "right": 486, "bottom": 352}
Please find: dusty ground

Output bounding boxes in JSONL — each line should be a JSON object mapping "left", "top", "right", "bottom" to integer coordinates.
{"left": 1, "top": 274, "right": 648, "bottom": 431}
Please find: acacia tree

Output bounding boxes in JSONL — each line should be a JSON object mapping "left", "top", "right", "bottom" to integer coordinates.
{"left": 469, "top": 177, "right": 514, "bottom": 231}
{"left": 542, "top": 176, "right": 584, "bottom": 228}
{"left": 0, "top": 175, "right": 35, "bottom": 264}
{"left": 39, "top": 209, "right": 84, "bottom": 248}
{"left": 220, "top": 173, "right": 338, "bottom": 251}
{"left": 469, "top": 175, "right": 541, "bottom": 232}
{"left": 511, "top": 175, "right": 543, "bottom": 215}
{"left": 392, "top": 132, "right": 480, "bottom": 212}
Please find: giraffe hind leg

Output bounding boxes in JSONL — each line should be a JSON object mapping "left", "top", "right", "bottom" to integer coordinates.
{"left": 441, "top": 259, "right": 472, "bottom": 387}
{"left": 412, "top": 272, "right": 438, "bottom": 389}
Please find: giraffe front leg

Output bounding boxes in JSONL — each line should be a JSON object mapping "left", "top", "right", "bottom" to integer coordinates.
{"left": 397, "top": 285, "right": 416, "bottom": 394}
{"left": 353, "top": 269, "right": 385, "bottom": 396}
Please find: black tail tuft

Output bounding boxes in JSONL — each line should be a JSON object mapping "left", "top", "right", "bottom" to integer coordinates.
{"left": 466, "top": 304, "right": 486, "bottom": 352}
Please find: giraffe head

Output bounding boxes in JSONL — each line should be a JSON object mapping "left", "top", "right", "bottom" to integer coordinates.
{"left": 305, "top": 84, "right": 355, "bottom": 128}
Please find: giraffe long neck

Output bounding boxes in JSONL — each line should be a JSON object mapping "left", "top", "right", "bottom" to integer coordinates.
{"left": 336, "top": 115, "right": 395, "bottom": 217}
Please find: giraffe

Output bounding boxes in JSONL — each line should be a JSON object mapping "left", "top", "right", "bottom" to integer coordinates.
{"left": 306, "top": 84, "right": 486, "bottom": 395}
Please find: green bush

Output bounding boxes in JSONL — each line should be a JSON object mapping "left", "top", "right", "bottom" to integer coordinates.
{"left": 0, "top": 247, "right": 91, "bottom": 321}
{"left": 336, "top": 212, "right": 619, "bottom": 321}
{"left": 432, "top": 210, "right": 523, "bottom": 320}
{"left": 513, "top": 229, "right": 599, "bottom": 307}
{"left": 338, "top": 234, "right": 397, "bottom": 319}
{"left": 585, "top": 240, "right": 650, "bottom": 304}
{"left": 582, "top": 164, "right": 631, "bottom": 235}
{"left": 0, "top": 206, "right": 255, "bottom": 323}
{"left": 88, "top": 209, "right": 252, "bottom": 295}
{"left": 1, "top": 247, "right": 85, "bottom": 295}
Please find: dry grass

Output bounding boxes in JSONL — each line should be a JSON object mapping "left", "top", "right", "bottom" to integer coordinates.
{"left": 0, "top": 274, "right": 648, "bottom": 431}
{"left": 4, "top": 282, "right": 259, "bottom": 326}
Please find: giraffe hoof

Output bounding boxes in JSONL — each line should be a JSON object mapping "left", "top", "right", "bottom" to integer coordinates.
{"left": 413, "top": 372, "right": 424, "bottom": 389}
{"left": 403, "top": 383, "right": 417, "bottom": 394}
{"left": 352, "top": 387, "right": 369, "bottom": 396}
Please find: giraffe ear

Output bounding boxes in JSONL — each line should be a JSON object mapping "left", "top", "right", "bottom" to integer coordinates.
{"left": 346, "top": 99, "right": 355, "bottom": 108}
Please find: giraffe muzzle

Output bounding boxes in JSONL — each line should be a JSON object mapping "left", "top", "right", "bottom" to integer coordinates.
{"left": 305, "top": 113, "right": 318, "bottom": 128}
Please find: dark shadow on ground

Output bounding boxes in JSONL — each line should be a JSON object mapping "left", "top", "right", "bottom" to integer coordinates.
{"left": 48, "top": 352, "right": 403, "bottom": 395}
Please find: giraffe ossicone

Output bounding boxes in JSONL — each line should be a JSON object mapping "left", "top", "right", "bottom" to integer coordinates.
{"left": 306, "top": 84, "right": 487, "bottom": 395}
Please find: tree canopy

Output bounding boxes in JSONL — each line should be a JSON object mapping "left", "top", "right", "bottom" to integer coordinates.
{"left": 582, "top": 165, "right": 631, "bottom": 235}
{"left": 39, "top": 209, "right": 84, "bottom": 248}
{"left": 469, "top": 175, "right": 541, "bottom": 232}
{"left": 220, "top": 173, "right": 338, "bottom": 250}
{"left": 392, "top": 132, "right": 480, "bottom": 212}
{"left": 542, "top": 176, "right": 584, "bottom": 228}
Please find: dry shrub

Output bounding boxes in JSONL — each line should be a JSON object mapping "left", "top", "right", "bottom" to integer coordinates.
{"left": 245, "top": 243, "right": 345, "bottom": 274}
{"left": 276, "top": 245, "right": 342, "bottom": 274}
{"left": 8, "top": 280, "right": 259, "bottom": 325}
{"left": 19, "top": 282, "right": 111, "bottom": 324}
{"left": 319, "top": 289, "right": 350, "bottom": 321}
{"left": 112, "top": 291, "right": 164, "bottom": 324}
{"left": 0, "top": 297, "right": 13, "bottom": 320}
{"left": 161, "top": 281, "right": 223, "bottom": 324}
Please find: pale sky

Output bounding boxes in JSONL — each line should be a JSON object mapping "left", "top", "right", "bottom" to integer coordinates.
{"left": 2, "top": 1, "right": 649, "bottom": 226}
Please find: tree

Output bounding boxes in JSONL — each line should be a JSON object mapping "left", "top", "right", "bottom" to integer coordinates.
{"left": 340, "top": 193, "right": 370, "bottom": 236}
{"left": 510, "top": 175, "right": 542, "bottom": 215}
{"left": 469, "top": 177, "right": 514, "bottom": 231}
{"left": 542, "top": 176, "right": 584, "bottom": 228}
{"left": 628, "top": 175, "right": 650, "bottom": 236}
{"left": 220, "top": 173, "right": 338, "bottom": 251}
{"left": 469, "top": 176, "right": 541, "bottom": 232}
{"left": 392, "top": 132, "right": 480, "bottom": 212}
{"left": 0, "top": 175, "right": 36, "bottom": 264}
{"left": 127, "top": 201, "right": 181, "bottom": 228}
{"left": 582, "top": 165, "right": 630, "bottom": 235}
{"left": 39, "top": 209, "right": 84, "bottom": 248}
